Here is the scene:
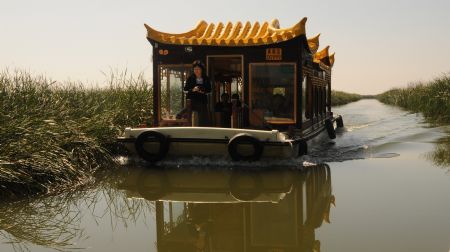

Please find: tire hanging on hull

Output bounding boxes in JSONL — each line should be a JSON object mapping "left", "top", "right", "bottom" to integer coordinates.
{"left": 336, "top": 115, "right": 344, "bottom": 128}
{"left": 325, "top": 119, "right": 336, "bottom": 139}
{"left": 228, "top": 133, "right": 264, "bottom": 161}
{"left": 298, "top": 139, "right": 308, "bottom": 156}
{"left": 135, "top": 131, "right": 169, "bottom": 163}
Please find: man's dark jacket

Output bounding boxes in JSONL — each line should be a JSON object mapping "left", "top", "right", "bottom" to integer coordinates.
{"left": 183, "top": 74, "right": 211, "bottom": 104}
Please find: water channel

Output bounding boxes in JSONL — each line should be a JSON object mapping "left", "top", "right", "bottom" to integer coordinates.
{"left": 1, "top": 99, "right": 449, "bottom": 252}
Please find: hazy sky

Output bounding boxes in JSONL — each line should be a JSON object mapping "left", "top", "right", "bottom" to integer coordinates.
{"left": 1, "top": 0, "right": 449, "bottom": 94}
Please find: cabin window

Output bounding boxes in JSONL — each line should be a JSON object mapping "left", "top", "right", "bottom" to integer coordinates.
{"left": 316, "top": 86, "right": 320, "bottom": 116}
{"left": 302, "top": 74, "right": 313, "bottom": 120}
{"left": 317, "top": 87, "right": 323, "bottom": 115}
{"left": 302, "top": 75, "right": 310, "bottom": 121}
{"left": 312, "top": 86, "right": 316, "bottom": 117}
{"left": 158, "top": 65, "right": 191, "bottom": 120}
{"left": 326, "top": 81, "right": 330, "bottom": 112}
{"left": 323, "top": 87, "right": 326, "bottom": 114}
{"left": 249, "top": 63, "right": 296, "bottom": 126}
{"left": 317, "top": 86, "right": 322, "bottom": 116}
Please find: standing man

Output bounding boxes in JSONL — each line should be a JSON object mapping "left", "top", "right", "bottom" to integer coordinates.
{"left": 184, "top": 60, "right": 211, "bottom": 126}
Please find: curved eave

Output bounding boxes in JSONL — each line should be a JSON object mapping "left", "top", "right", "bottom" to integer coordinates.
{"left": 314, "top": 46, "right": 329, "bottom": 61}
{"left": 144, "top": 18, "right": 307, "bottom": 47}
{"left": 313, "top": 46, "right": 335, "bottom": 69}
{"left": 144, "top": 20, "right": 208, "bottom": 43}
{"left": 329, "top": 53, "right": 335, "bottom": 67}
{"left": 307, "top": 33, "right": 320, "bottom": 54}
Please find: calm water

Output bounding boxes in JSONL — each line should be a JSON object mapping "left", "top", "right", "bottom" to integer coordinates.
{"left": 0, "top": 99, "right": 449, "bottom": 252}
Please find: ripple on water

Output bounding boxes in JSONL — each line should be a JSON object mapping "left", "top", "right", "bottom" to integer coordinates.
{"left": 308, "top": 100, "right": 448, "bottom": 163}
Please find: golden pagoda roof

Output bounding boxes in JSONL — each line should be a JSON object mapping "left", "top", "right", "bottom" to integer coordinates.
{"left": 145, "top": 18, "right": 307, "bottom": 46}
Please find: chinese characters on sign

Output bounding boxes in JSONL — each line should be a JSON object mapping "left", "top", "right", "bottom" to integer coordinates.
{"left": 266, "top": 48, "right": 282, "bottom": 60}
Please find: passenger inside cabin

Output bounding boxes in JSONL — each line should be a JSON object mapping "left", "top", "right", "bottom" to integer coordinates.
{"left": 183, "top": 60, "right": 211, "bottom": 126}
{"left": 231, "top": 93, "right": 242, "bottom": 107}
{"left": 214, "top": 93, "right": 232, "bottom": 128}
{"left": 271, "top": 93, "right": 287, "bottom": 117}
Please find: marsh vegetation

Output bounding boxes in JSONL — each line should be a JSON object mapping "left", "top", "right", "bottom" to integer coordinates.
{"left": 331, "top": 90, "right": 363, "bottom": 106}
{"left": 0, "top": 70, "right": 153, "bottom": 200}
{"left": 377, "top": 73, "right": 450, "bottom": 123}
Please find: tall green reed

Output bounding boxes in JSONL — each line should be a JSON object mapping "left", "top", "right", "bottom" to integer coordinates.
{"left": 331, "top": 90, "right": 362, "bottom": 106}
{"left": 377, "top": 73, "right": 450, "bottom": 123}
{"left": 0, "top": 69, "right": 153, "bottom": 200}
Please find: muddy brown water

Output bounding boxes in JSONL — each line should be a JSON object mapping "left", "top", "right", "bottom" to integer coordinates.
{"left": 0, "top": 99, "right": 449, "bottom": 252}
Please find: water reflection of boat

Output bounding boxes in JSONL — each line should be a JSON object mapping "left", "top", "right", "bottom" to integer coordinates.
{"left": 118, "top": 164, "right": 334, "bottom": 251}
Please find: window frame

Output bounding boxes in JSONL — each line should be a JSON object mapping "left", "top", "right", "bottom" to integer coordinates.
{"left": 157, "top": 64, "right": 192, "bottom": 122}
{"left": 249, "top": 62, "right": 298, "bottom": 125}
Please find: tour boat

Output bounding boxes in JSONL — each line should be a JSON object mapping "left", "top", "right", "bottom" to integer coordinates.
{"left": 118, "top": 17, "right": 343, "bottom": 162}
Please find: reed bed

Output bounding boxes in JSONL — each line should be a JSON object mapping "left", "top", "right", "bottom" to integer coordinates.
{"left": 377, "top": 73, "right": 450, "bottom": 123}
{"left": 0, "top": 70, "right": 153, "bottom": 200}
{"left": 331, "top": 90, "right": 363, "bottom": 106}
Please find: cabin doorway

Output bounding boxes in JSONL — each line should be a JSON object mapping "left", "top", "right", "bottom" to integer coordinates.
{"left": 207, "top": 55, "right": 244, "bottom": 126}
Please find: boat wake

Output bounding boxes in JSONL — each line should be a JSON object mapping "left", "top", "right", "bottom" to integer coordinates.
{"left": 304, "top": 100, "right": 448, "bottom": 163}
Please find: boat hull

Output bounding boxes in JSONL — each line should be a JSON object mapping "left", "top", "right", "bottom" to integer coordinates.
{"left": 118, "top": 127, "right": 299, "bottom": 159}
{"left": 121, "top": 138, "right": 298, "bottom": 159}
{"left": 117, "top": 116, "right": 340, "bottom": 162}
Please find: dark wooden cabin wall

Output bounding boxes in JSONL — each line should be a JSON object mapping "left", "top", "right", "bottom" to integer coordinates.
{"left": 302, "top": 64, "right": 332, "bottom": 123}
{"left": 149, "top": 35, "right": 319, "bottom": 129}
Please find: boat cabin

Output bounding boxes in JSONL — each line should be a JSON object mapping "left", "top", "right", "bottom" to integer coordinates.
{"left": 145, "top": 18, "right": 335, "bottom": 132}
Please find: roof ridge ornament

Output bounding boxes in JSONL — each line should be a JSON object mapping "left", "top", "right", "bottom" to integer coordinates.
{"left": 270, "top": 19, "right": 280, "bottom": 29}
{"left": 144, "top": 18, "right": 307, "bottom": 46}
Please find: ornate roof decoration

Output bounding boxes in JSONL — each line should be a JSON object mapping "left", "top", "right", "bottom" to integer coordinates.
{"left": 313, "top": 45, "right": 335, "bottom": 68}
{"left": 145, "top": 18, "right": 335, "bottom": 68}
{"left": 307, "top": 34, "right": 335, "bottom": 68}
{"left": 307, "top": 34, "right": 320, "bottom": 54}
{"left": 314, "top": 46, "right": 329, "bottom": 62}
{"left": 329, "top": 53, "right": 335, "bottom": 67}
{"left": 145, "top": 18, "right": 307, "bottom": 46}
